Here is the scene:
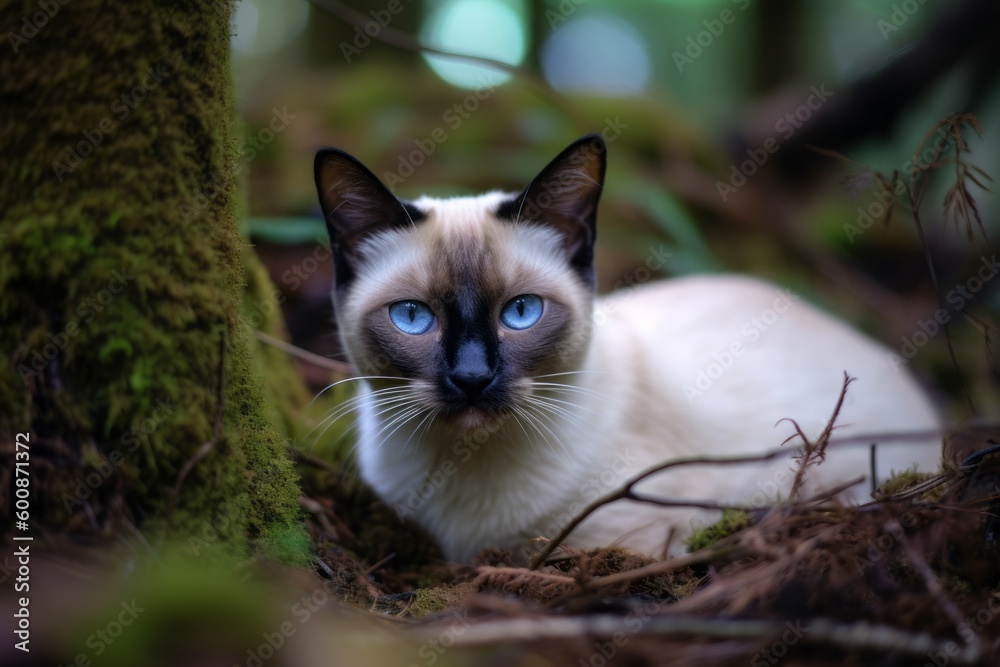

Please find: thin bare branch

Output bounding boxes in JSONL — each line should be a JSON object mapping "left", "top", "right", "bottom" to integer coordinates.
{"left": 783, "top": 373, "right": 853, "bottom": 501}
{"left": 528, "top": 418, "right": 947, "bottom": 570}
{"left": 527, "top": 448, "right": 791, "bottom": 570}
{"left": 309, "top": 0, "right": 527, "bottom": 76}
{"left": 255, "top": 330, "right": 354, "bottom": 375}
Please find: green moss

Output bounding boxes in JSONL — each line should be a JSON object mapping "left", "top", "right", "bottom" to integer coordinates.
{"left": 241, "top": 257, "right": 311, "bottom": 440}
{"left": 685, "top": 510, "right": 752, "bottom": 552}
{"left": 872, "top": 466, "right": 934, "bottom": 501}
{"left": 407, "top": 587, "right": 463, "bottom": 617}
{"left": 0, "top": 0, "right": 306, "bottom": 563}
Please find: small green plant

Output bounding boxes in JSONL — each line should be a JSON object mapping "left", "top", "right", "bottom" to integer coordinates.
{"left": 685, "top": 509, "right": 751, "bottom": 552}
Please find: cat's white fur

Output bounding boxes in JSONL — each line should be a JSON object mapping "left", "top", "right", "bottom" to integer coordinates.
{"left": 346, "top": 194, "right": 941, "bottom": 563}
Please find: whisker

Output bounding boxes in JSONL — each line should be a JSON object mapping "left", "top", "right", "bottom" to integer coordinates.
{"left": 524, "top": 393, "right": 603, "bottom": 420}
{"left": 518, "top": 402, "right": 570, "bottom": 458}
{"left": 308, "top": 375, "right": 415, "bottom": 408}
{"left": 306, "top": 385, "right": 414, "bottom": 434}
{"left": 521, "top": 397, "right": 596, "bottom": 435}
{"left": 302, "top": 390, "right": 429, "bottom": 465}
{"left": 400, "top": 408, "right": 439, "bottom": 461}
{"left": 302, "top": 397, "right": 368, "bottom": 449}
{"left": 369, "top": 406, "right": 427, "bottom": 456}
{"left": 367, "top": 401, "right": 427, "bottom": 448}
{"left": 304, "top": 387, "right": 417, "bottom": 445}
{"left": 510, "top": 405, "right": 545, "bottom": 455}
{"left": 532, "top": 370, "right": 623, "bottom": 379}
{"left": 532, "top": 370, "right": 672, "bottom": 392}
{"left": 528, "top": 381, "right": 610, "bottom": 401}
{"left": 507, "top": 406, "right": 537, "bottom": 447}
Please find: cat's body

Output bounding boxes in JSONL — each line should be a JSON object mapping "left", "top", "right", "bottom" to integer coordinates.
{"left": 315, "top": 136, "right": 941, "bottom": 563}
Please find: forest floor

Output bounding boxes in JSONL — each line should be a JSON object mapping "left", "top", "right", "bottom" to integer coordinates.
{"left": 295, "top": 406, "right": 1000, "bottom": 667}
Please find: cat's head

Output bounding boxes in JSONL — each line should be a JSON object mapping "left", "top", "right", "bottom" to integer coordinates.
{"left": 314, "top": 136, "right": 605, "bottom": 431}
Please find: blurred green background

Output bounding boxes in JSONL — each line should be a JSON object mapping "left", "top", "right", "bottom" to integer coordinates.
{"left": 232, "top": 0, "right": 999, "bottom": 430}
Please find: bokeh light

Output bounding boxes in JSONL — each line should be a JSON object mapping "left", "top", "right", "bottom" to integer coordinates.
{"left": 540, "top": 13, "right": 651, "bottom": 96}
{"left": 420, "top": 0, "right": 527, "bottom": 89}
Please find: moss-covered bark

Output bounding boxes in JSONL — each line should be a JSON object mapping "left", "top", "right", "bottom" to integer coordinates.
{"left": 0, "top": 0, "right": 307, "bottom": 562}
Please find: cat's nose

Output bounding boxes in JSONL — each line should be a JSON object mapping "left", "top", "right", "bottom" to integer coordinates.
{"left": 449, "top": 341, "right": 495, "bottom": 400}
{"left": 448, "top": 369, "right": 494, "bottom": 400}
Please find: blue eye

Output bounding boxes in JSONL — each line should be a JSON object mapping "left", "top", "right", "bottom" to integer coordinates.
{"left": 389, "top": 300, "right": 434, "bottom": 335}
{"left": 500, "top": 294, "right": 543, "bottom": 330}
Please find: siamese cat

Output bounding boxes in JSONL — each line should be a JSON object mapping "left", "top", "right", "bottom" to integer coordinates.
{"left": 313, "top": 135, "right": 941, "bottom": 563}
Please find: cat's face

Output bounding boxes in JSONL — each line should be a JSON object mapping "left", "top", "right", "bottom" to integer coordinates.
{"left": 314, "top": 136, "right": 605, "bottom": 431}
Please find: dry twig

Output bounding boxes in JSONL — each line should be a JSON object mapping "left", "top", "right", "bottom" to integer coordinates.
{"left": 783, "top": 373, "right": 853, "bottom": 501}
{"left": 256, "top": 330, "right": 354, "bottom": 376}
{"left": 527, "top": 448, "right": 792, "bottom": 570}
{"left": 300, "top": 494, "right": 340, "bottom": 541}
{"left": 530, "top": 376, "right": 871, "bottom": 570}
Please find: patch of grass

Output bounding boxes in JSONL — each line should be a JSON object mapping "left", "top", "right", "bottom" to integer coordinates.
{"left": 685, "top": 510, "right": 751, "bottom": 552}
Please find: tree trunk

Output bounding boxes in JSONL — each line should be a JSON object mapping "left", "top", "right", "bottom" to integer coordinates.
{"left": 0, "top": 0, "right": 307, "bottom": 562}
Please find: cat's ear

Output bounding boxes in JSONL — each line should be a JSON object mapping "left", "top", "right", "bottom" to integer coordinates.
{"left": 314, "top": 148, "right": 422, "bottom": 286}
{"left": 497, "top": 135, "right": 606, "bottom": 285}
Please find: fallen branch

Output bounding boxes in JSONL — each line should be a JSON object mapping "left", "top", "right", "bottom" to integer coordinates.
{"left": 582, "top": 542, "right": 739, "bottom": 594}
{"left": 410, "top": 612, "right": 981, "bottom": 664}
{"left": 472, "top": 566, "right": 576, "bottom": 598}
{"left": 530, "top": 375, "right": 915, "bottom": 569}
{"left": 528, "top": 448, "right": 790, "bottom": 570}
